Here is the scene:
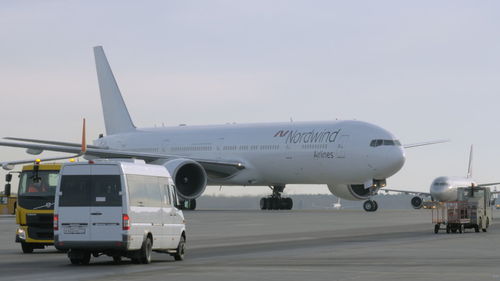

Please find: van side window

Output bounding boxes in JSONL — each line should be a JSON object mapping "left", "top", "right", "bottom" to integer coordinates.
{"left": 126, "top": 175, "right": 149, "bottom": 206}
{"left": 127, "top": 175, "right": 164, "bottom": 208}
{"left": 159, "top": 177, "right": 171, "bottom": 206}
{"left": 171, "top": 185, "right": 179, "bottom": 206}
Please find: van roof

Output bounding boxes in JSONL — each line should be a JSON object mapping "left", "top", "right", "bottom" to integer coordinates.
{"left": 61, "top": 160, "right": 171, "bottom": 178}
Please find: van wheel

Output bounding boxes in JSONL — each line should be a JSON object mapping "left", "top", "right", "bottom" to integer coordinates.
{"left": 139, "top": 237, "right": 152, "bottom": 264}
{"left": 174, "top": 236, "right": 186, "bottom": 261}
{"left": 81, "top": 252, "right": 91, "bottom": 265}
{"left": 113, "top": 256, "right": 122, "bottom": 264}
{"left": 21, "top": 242, "right": 33, "bottom": 254}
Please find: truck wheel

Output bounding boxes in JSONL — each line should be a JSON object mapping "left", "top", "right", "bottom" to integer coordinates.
{"left": 139, "top": 237, "right": 152, "bottom": 264}
{"left": 70, "top": 258, "right": 82, "bottom": 265}
{"left": 434, "top": 224, "right": 440, "bottom": 234}
{"left": 112, "top": 256, "right": 122, "bottom": 264}
{"left": 21, "top": 242, "right": 34, "bottom": 254}
{"left": 174, "top": 235, "right": 186, "bottom": 261}
{"left": 446, "top": 225, "right": 450, "bottom": 234}
{"left": 459, "top": 224, "right": 463, "bottom": 234}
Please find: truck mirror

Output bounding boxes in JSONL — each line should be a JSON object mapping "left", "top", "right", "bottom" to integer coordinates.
{"left": 5, "top": 174, "right": 12, "bottom": 182}
{"left": 4, "top": 183, "right": 11, "bottom": 197}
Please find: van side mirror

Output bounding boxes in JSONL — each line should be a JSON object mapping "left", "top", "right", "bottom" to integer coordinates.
{"left": 5, "top": 174, "right": 12, "bottom": 182}
{"left": 4, "top": 183, "right": 11, "bottom": 197}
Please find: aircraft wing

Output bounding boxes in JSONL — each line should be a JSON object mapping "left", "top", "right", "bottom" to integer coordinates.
{"left": 477, "top": 182, "right": 500, "bottom": 187}
{"left": 0, "top": 155, "right": 82, "bottom": 170}
{"left": 0, "top": 139, "right": 246, "bottom": 172}
{"left": 403, "top": 139, "right": 450, "bottom": 148}
{"left": 382, "top": 188, "right": 431, "bottom": 197}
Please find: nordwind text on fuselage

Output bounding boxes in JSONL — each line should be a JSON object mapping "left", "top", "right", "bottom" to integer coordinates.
{"left": 274, "top": 129, "right": 341, "bottom": 144}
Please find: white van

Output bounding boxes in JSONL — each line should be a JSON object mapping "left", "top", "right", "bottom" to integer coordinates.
{"left": 54, "top": 159, "right": 186, "bottom": 265}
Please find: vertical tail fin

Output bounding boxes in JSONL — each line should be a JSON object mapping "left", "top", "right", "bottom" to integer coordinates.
{"left": 93, "top": 46, "right": 136, "bottom": 135}
{"left": 467, "top": 145, "right": 473, "bottom": 178}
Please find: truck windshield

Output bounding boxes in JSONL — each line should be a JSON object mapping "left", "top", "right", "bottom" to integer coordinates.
{"left": 18, "top": 170, "right": 59, "bottom": 197}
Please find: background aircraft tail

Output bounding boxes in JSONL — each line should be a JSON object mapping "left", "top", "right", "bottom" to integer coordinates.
{"left": 467, "top": 145, "right": 473, "bottom": 178}
{"left": 93, "top": 46, "right": 136, "bottom": 135}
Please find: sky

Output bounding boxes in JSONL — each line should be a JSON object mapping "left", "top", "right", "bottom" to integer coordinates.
{"left": 1, "top": 0, "right": 500, "bottom": 196}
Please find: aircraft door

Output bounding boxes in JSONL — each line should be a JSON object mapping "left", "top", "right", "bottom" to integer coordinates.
{"left": 335, "top": 135, "right": 349, "bottom": 158}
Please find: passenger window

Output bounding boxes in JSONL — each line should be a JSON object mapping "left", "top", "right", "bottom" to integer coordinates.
{"left": 127, "top": 175, "right": 150, "bottom": 206}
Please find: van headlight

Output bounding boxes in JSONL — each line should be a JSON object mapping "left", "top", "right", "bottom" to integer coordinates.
{"left": 16, "top": 228, "right": 26, "bottom": 240}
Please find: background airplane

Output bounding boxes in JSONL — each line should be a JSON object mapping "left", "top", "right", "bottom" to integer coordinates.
{"left": 385, "top": 145, "right": 500, "bottom": 208}
{"left": 0, "top": 46, "right": 446, "bottom": 211}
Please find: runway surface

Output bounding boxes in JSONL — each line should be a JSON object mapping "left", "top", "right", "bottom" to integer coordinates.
{"left": 1, "top": 209, "right": 500, "bottom": 281}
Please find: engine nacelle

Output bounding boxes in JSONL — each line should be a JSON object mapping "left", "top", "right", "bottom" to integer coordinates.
{"left": 327, "top": 184, "right": 371, "bottom": 201}
{"left": 411, "top": 196, "right": 423, "bottom": 209}
{"left": 163, "top": 158, "right": 207, "bottom": 200}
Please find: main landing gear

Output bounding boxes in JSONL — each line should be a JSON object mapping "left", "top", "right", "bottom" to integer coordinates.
{"left": 363, "top": 199, "right": 378, "bottom": 212}
{"left": 260, "top": 185, "right": 293, "bottom": 210}
{"left": 180, "top": 199, "right": 197, "bottom": 211}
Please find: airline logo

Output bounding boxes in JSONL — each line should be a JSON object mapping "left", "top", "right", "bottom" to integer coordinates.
{"left": 274, "top": 129, "right": 341, "bottom": 144}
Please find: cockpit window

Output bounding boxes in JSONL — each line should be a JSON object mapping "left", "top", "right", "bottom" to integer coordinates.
{"left": 434, "top": 182, "right": 447, "bottom": 186}
{"left": 370, "top": 139, "right": 401, "bottom": 147}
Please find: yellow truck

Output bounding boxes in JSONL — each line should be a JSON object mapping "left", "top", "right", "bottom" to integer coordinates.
{"left": 13, "top": 162, "right": 61, "bottom": 253}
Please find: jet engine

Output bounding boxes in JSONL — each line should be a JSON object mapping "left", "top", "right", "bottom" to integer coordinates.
{"left": 327, "top": 184, "right": 371, "bottom": 201}
{"left": 410, "top": 196, "right": 423, "bottom": 209}
{"left": 163, "top": 158, "right": 207, "bottom": 200}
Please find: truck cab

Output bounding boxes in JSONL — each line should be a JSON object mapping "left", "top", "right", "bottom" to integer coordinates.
{"left": 15, "top": 163, "right": 61, "bottom": 253}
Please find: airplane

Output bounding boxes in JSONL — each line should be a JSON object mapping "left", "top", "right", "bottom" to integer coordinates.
{"left": 0, "top": 46, "right": 447, "bottom": 211}
{"left": 384, "top": 145, "right": 500, "bottom": 208}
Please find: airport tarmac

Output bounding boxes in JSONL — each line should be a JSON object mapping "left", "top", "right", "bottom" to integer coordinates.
{"left": 1, "top": 209, "right": 500, "bottom": 281}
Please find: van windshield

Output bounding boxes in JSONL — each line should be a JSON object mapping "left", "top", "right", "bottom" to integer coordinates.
{"left": 58, "top": 175, "right": 122, "bottom": 207}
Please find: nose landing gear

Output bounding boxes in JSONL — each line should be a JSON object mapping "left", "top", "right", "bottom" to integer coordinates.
{"left": 260, "top": 185, "right": 293, "bottom": 210}
{"left": 363, "top": 199, "right": 378, "bottom": 212}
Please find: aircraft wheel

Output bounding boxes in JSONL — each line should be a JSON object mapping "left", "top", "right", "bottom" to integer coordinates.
{"left": 285, "top": 198, "right": 293, "bottom": 210}
{"left": 188, "top": 199, "right": 197, "bottom": 211}
{"left": 260, "top": 198, "right": 266, "bottom": 210}
{"left": 271, "top": 198, "right": 280, "bottom": 210}
{"left": 372, "top": 201, "right": 378, "bottom": 211}
{"left": 363, "top": 200, "right": 376, "bottom": 212}
{"left": 264, "top": 198, "right": 271, "bottom": 210}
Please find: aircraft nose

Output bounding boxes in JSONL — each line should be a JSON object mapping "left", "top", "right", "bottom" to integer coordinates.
{"left": 390, "top": 147, "right": 406, "bottom": 173}
{"left": 374, "top": 147, "right": 406, "bottom": 177}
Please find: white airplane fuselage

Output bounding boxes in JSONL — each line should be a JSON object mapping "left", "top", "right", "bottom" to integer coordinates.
{"left": 94, "top": 120, "right": 406, "bottom": 187}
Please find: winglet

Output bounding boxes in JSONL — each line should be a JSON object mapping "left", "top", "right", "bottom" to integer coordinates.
{"left": 467, "top": 145, "right": 473, "bottom": 178}
{"left": 81, "top": 118, "right": 87, "bottom": 153}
